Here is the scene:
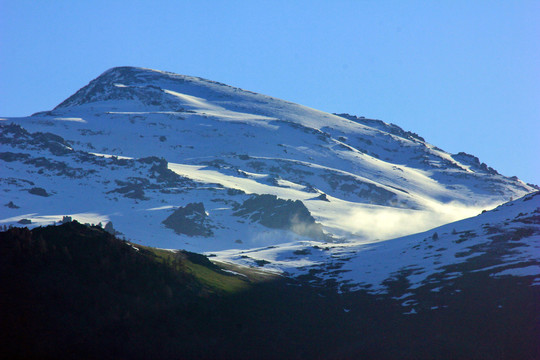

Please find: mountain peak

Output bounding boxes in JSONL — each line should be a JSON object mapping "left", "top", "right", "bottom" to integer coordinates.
{"left": 51, "top": 66, "right": 244, "bottom": 113}
{"left": 97, "top": 66, "right": 189, "bottom": 83}
{"left": 53, "top": 66, "right": 181, "bottom": 110}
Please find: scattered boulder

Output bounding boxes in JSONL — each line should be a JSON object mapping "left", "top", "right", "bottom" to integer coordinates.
{"left": 162, "top": 203, "right": 213, "bottom": 237}
{"left": 28, "top": 187, "right": 50, "bottom": 197}
{"left": 0, "top": 152, "right": 31, "bottom": 162}
{"left": 316, "top": 193, "right": 329, "bottom": 202}
{"left": 5, "top": 201, "right": 19, "bottom": 209}
{"left": 107, "top": 178, "right": 149, "bottom": 200}
{"left": 18, "top": 218, "right": 32, "bottom": 225}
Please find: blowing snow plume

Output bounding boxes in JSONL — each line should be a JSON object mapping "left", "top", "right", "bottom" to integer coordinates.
{"left": 344, "top": 200, "right": 498, "bottom": 242}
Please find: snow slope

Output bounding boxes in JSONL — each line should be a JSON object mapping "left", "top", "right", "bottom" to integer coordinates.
{"left": 213, "top": 191, "right": 540, "bottom": 315}
{"left": 1, "top": 66, "right": 538, "bottom": 293}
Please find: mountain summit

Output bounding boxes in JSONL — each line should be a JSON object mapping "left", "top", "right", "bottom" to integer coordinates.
{"left": 54, "top": 66, "right": 240, "bottom": 111}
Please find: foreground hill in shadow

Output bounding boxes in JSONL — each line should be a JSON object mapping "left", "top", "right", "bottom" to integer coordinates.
{"left": 1, "top": 222, "right": 538, "bottom": 359}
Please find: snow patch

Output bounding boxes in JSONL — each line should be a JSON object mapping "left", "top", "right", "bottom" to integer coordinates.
{"left": 491, "top": 265, "right": 540, "bottom": 279}
{"left": 54, "top": 117, "right": 87, "bottom": 123}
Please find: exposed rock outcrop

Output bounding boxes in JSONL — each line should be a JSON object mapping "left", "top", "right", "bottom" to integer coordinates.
{"left": 162, "top": 203, "right": 213, "bottom": 237}
{"left": 234, "top": 194, "right": 327, "bottom": 240}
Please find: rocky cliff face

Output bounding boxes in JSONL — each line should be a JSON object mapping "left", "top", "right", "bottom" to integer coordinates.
{"left": 234, "top": 194, "right": 327, "bottom": 240}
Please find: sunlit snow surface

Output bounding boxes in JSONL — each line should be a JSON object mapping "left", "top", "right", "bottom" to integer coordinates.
{"left": 1, "top": 66, "right": 538, "bottom": 293}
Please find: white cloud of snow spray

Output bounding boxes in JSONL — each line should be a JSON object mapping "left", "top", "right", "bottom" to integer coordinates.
{"left": 344, "top": 200, "right": 499, "bottom": 242}
{"left": 238, "top": 200, "right": 501, "bottom": 246}
{"left": 247, "top": 227, "right": 297, "bottom": 247}
{"left": 245, "top": 214, "right": 323, "bottom": 246}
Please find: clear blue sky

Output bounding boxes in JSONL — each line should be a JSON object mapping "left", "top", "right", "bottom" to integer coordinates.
{"left": 1, "top": 1, "right": 538, "bottom": 185}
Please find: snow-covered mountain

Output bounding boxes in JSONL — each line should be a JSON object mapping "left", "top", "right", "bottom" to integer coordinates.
{"left": 1, "top": 66, "right": 538, "bottom": 294}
